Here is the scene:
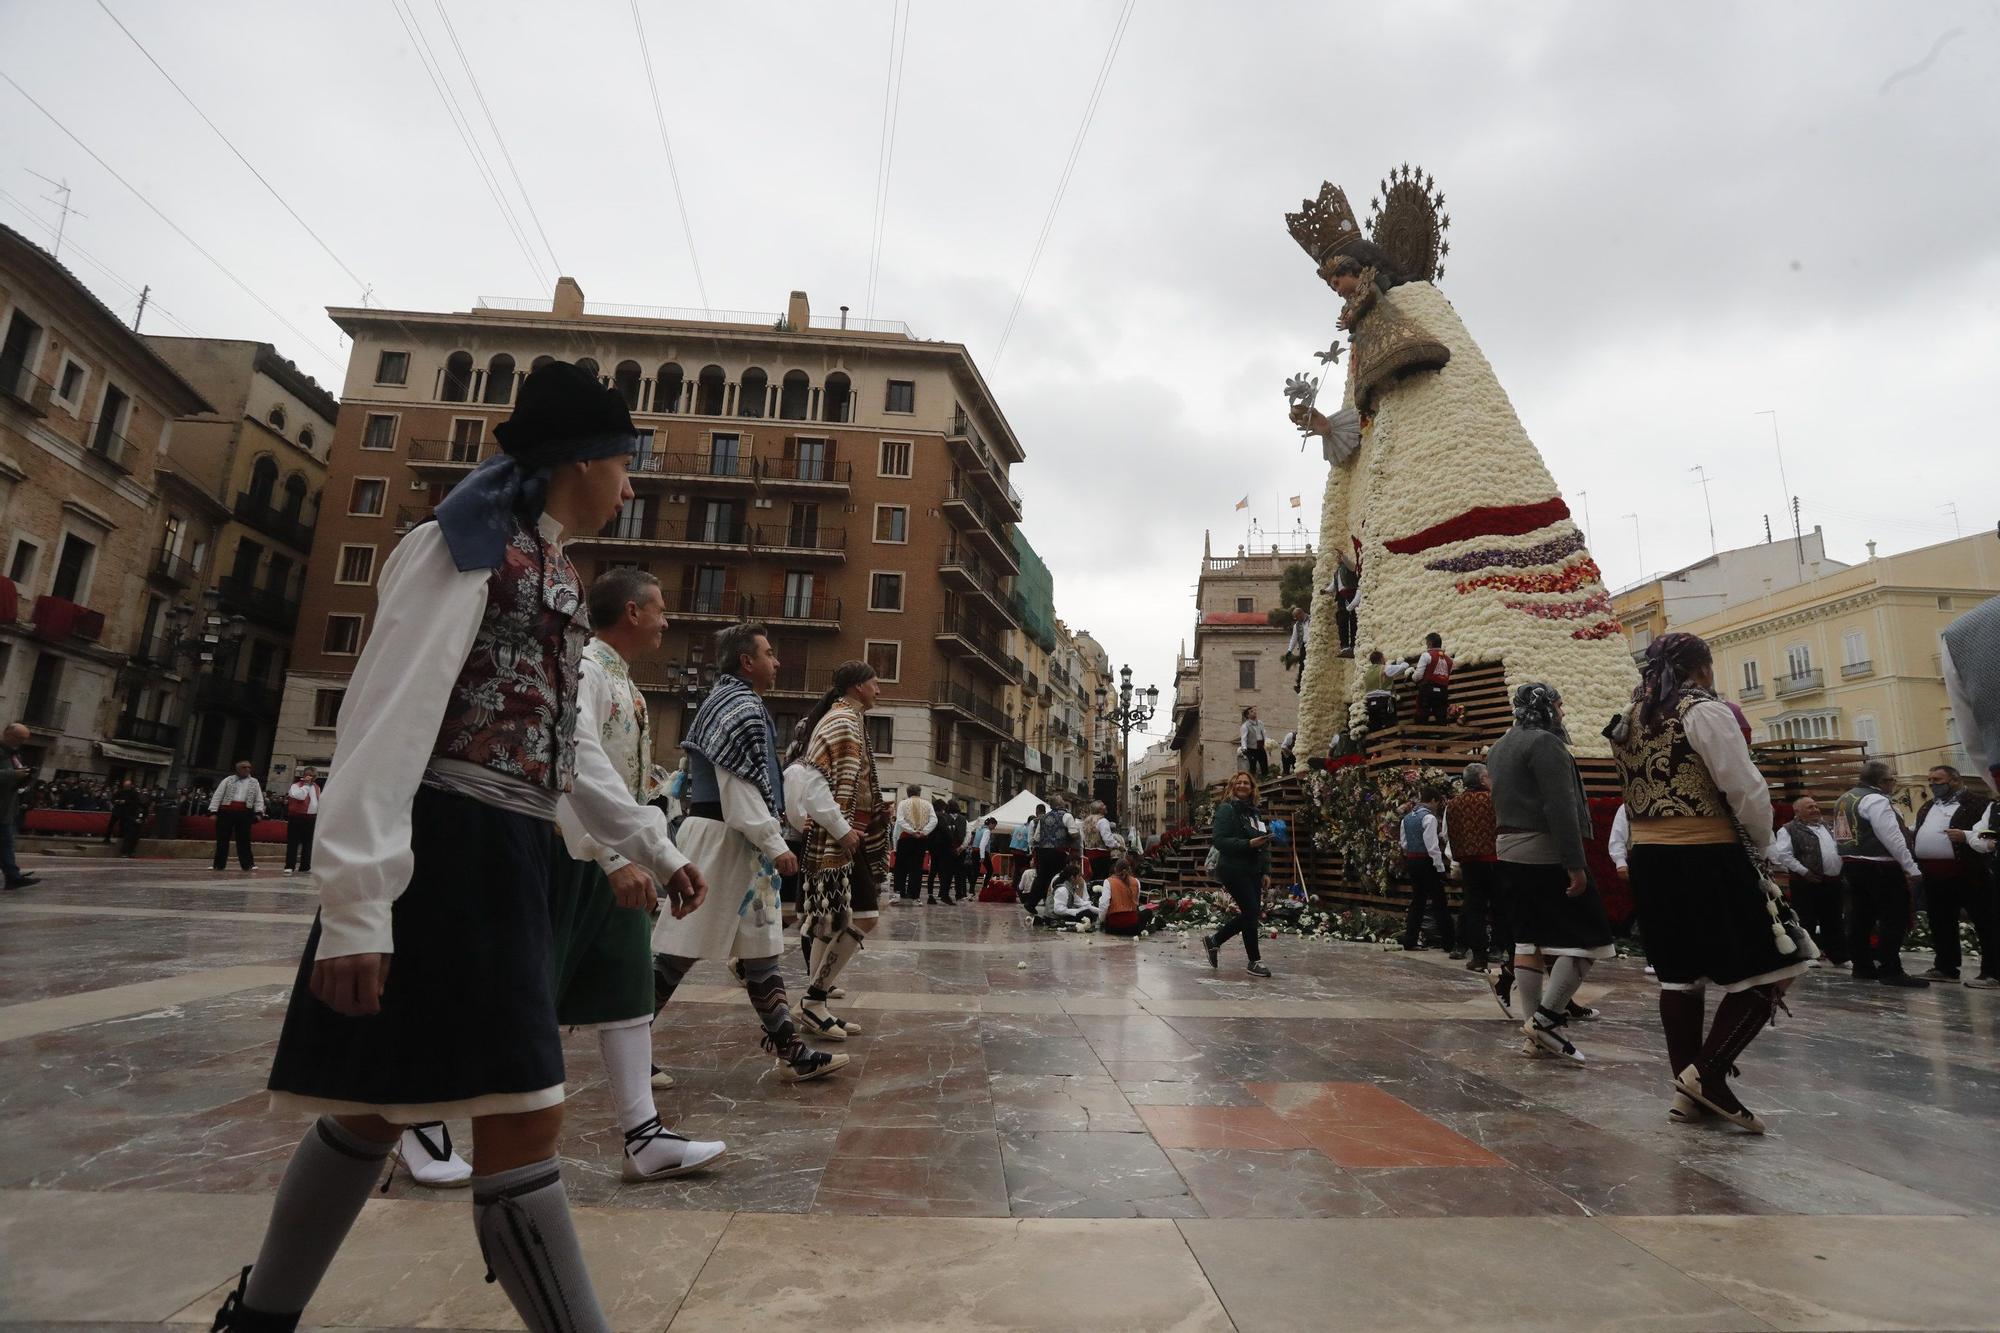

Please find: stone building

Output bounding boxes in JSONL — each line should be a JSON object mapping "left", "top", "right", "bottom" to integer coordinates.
{"left": 277, "top": 280, "right": 1027, "bottom": 811}
{"left": 1610, "top": 529, "right": 1845, "bottom": 656}
{"left": 143, "top": 338, "right": 337, "bottom": 786}
{"left": 1129, "top": 739, "right": 1180, "bottom": 843}
{"left": 0, "top": 224, "right": 214, "bottom": 784}
{"left": 1166, "top": 532, "right": 1313, "bottom": 795}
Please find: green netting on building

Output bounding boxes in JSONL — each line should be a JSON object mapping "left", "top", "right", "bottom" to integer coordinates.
{"left": 1012, "top": 529, "right": 1058, "bottom": 653}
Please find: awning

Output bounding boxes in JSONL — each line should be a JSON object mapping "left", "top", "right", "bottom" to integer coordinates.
{"left": 96, "top": 739, "right": 174, "bottom": 766}
{"left": 1023, "top": 745, "right": 1044, "bottom": 773}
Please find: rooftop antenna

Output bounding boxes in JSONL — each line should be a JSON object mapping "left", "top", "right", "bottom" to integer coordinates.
{"left": 1941, "top": 502, "right": 1962, "bottom": 537}
{"left": 26, "top": 170, "right": 84, "bottom": 259}
{"left": 1754, "top": 410, "right": 1799, "bottom": 570}
{"left": 1689, "top": 464, "right": 1717, "bottom": 555}
{"left": 1577, "top": 489, "right": 1592, "bottom": 549}
{"left": 1621, "top": 512, "right": 1644, "bottom": 579}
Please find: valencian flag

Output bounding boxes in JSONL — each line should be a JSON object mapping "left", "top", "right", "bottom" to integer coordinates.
{"left": 1234, "top": 496, "right": 1248, "bottom": 510}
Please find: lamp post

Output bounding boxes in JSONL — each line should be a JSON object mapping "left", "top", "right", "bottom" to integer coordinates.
{"left": 1094, "top": 664, "right": 1159, "bottom": 821}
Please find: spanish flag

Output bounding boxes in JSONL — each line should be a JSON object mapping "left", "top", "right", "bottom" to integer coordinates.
{"left": 1234, "top": 496, "right": 1248, "bottom": 510}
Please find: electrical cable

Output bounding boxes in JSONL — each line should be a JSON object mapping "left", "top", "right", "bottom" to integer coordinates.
{"left": 629, "top": 0, "right": 707, "bottom": 312}
{"left": 864, "top": 0, "right": 910, "bottom": 322}
{"left": 1, "top": 188, "right": 204, "bottom": 337}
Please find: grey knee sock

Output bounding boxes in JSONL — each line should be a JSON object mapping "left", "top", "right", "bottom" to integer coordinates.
{"left": 473, "top": 1157, "right": 610, "bottom": 1333}
{"left": 1542, "top": 956, "right": 1594, "bottom": 1014}
{"left": 242, "top": 1117, "right": 393, "bottom": 1315}
{"left": 1514, "top": 964, "right": 1546, "bottom": 1019}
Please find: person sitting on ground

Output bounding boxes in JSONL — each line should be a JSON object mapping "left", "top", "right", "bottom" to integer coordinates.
{"left": 1049, "top": 870, "right": 1101, "bottom": 927}
{"left": 1101, "top": 857, "right": 1157, "bottom": 936}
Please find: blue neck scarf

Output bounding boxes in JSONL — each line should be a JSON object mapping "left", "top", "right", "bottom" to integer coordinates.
{"left": 434, "top": 431, "right": 636, "bottom": 572}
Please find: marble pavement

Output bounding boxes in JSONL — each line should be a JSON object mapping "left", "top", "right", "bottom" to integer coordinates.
{"left": 2, "top": 855, "right": 1998, "bottom": 1330}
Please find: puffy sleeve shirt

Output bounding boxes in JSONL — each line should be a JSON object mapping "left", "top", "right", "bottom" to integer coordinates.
{"left": 555, "top": 651, "right": 690, "bottom": 883}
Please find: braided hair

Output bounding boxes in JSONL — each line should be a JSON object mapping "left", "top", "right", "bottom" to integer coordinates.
{"left": 793, "top": 659, "right": 878, "bottom": 760}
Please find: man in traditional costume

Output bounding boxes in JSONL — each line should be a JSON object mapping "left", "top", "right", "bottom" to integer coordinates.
{"left": 215, "top": 362, "right": 707, "bottom": 1333}
{"left": 1609, "top": 633, "right": 1814, "bottom": 1133}
{"left": 551, "top": 567, "right": 727, "bottom": 1179}
{"left": 652, "top": 623, "right": 848, "bottom": 1080}
{"left": 791, "top": 661, "right": 892, "bottom": 1038}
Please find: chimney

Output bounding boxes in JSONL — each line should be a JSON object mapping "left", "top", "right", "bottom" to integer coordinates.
{"left": 787, "top": 290, "right": 810, "bottom": 330}
{"left": 552, "top": 277, "right": 585, "bottom": 319}
{"left": 839, "top": 304, "right": 850, "bottom": 329}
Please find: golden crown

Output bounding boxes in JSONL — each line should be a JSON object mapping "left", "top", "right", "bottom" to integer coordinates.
{"left": 1285, "top": 181, "right": 1363, "bottom": 264}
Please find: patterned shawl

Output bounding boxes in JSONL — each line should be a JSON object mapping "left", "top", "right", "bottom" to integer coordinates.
{"left": 1510, "top": 680, "right": 1569, "bottom": 743}
{"left": 1632, "top": 631, "right": 1714, "bottom": 732}
{"left": 682, "top": 673, "right": 783, "bottom": 816}
{"left": 801, "top": 701, "right": 888, "bottom": 878}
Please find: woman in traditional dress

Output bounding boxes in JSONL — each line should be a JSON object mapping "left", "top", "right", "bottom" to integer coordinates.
{"left": 1609, "top": 632, "right": 1813, "bottom": 1132}
{"left": 792, "top": 661, "right": 892, "bottom": 1037}
{"left": 1487, "top": 682, "right": 1612, "bottom": 1063}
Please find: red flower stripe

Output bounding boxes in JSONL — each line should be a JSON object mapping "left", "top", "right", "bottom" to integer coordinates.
{"left": 1503, "top": 591, "right": 1613, "bottom": 621}
{"left": 1571, "top": 619, "right": 1624, "bottom": 641}
{"left": 1384, "top": 496, "right": 1571, "bottom": 556}
{"left": 1456, "top": 557, "right": 1602, "bottom": 596}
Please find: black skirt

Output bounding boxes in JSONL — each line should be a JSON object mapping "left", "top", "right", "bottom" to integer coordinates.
{"left": 266, "top": 784, "right": 566, "bottom": 1117}
{"left": 1503, "top": 860, "right": 1614, "bottom": 957}
{"left": 1629, "top": 841, "right": 1814, "bottom": 991}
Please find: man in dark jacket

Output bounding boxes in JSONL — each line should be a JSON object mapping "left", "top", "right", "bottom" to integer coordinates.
{"left": 1, "top": 723, "right": 38, "bottom": 888}
{"left": 927, "top": 798, "right": 967, "bottom": 905}
{"left": 108, "top": 780, "right": 149, "bottom": 858}
{"left": 1911, "top": 765, "right": 1994, "bottom": 983}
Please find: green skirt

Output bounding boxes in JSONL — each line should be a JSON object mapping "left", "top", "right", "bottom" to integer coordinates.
{"left": 549, "top": 846, "right": 656, "bottom": 1027}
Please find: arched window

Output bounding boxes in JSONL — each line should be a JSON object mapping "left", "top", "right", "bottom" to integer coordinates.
{"left": 484, "top": 353, "right": 516, "bottom": 404}
{"left": 531, "top": 354, "right": 555, "bottom": 373}
{"left": 695, "top": 365, "right": 726, "bottom": 416}
{"left": 822, "top": 371, "right": 853, "bottom": 424}
{"left": 442, "top": 350, "right": 474, "bottom": 403}
{"left": 738, "top": 368, "right": 768, "bottom": 418}
{"left": 779, "top": 370, "right": 811, "bottom": 420}
{"left": 575, "top": 356, "right": 600, "bottom": 382}
{"left": 267, "top": 404, "right": 287, "bottom": 430}
{"left": 653, "top": 362, "right": 683, "bottom": 413}
{"left": 298, "top": 427, "right": 315, "bottom": 451}
{"left": 613, "top": 360, "right": 643, "bottom": 410}
{"left": 282, "top": 473, "right": 308, "bottom": 520}
{"left": 249, "top": 454, "right": 278, "bottom": 506}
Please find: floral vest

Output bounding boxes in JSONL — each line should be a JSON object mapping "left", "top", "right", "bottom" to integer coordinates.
{"left": 584, "top": 639, "right": 648, "bottom": 800}
{"left": 432, "top": 521, "right": 588, "bottom": 791}
{"left": 1610, "top": 694, "right": 1729, "bottom": 821}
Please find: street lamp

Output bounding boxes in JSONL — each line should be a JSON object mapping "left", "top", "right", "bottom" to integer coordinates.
{"left": 1094, "top": 663, "right": 1158, "bottom": 821}
{"left": 157, "top": 588, "right": 246, "bottom": 801}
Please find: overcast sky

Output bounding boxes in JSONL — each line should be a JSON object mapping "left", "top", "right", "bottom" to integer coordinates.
{"left": 6, "top": 1, "right": 1996, "bottom": 752}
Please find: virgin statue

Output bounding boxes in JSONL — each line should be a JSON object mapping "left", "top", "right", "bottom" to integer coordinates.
{"left": 1285, "top": 169, "right": 1637, "bottom": 756}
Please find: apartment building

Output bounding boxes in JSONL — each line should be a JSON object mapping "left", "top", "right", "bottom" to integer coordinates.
{"left": 0, "top": 224, "right": 215, "bottom": 783}
{"left": 144, "top": 338, "right": 336, "bottom": 785}
{"left": 278, "top": 280, "right": 1027, "bottom": 810}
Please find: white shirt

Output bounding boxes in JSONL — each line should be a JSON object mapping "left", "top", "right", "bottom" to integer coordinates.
{"left": 554, "top": 642, "right": 689, "bottom": 881}
{"left": 285, "top": 781, "right": 320, "bottom": 816}
{"left": 1240, "top": 719, "right": 1266, "bottom": 751}
{"left": 1848, "top": 791, "right": 1920, "bottom": 876}
{"left": 1942, "top": 639, "right": 1993, "bottom": 781}
{"left": 1414, "top": 650, "right": 1439, "bottom": 681}
{"left": 1092, "top": 815, "right": 1119, "bottom": 849}
{"left": 1408, "top": 807, "right": 1444, "bottom": 872}
{"left": 1767, "top": 821, "right": 1841, "bottom": 880}
{"left": 1914, "top": 797, "right": 1962, "bottom": 861}
{"left": 1972, "top": 804, "right": 1997, "bottom": 856}
{"left": 1608, "top": 804, "right": 1630, "bottom": 870}
{"left": 970, "top": 825, "right": 992, "bottom": 857}
{"left": 209, "top": 775, "right": 265, "bottom": 814}
{"left": 311, "top": 518, "right": 691, "bottom": 960}
{"left": 782, "top": 762, "right": 855, "bottom": 842}
{"left": 1681, "top": 700, "right": 1775, "bottom": 849}
{"left": 1381, "top": 660, "right": 1412, "bottom": 681}
{"left": 1051, "top": 881, "right": 1098, "bottom": 919}
{"left": 716, "top": 767, "right": 791, "bottom": 862}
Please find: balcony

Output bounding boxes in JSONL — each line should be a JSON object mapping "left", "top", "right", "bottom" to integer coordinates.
{"left": 1840, "top": 659, "right": 1873, "bottom": 679}
{"left": 30, "top": 595, "right": 106, "bottom": 643}
{"left": 768, "top": 661, "right": 820, "bottom": 700}
{"left": 115, "top": 714, "right": 181, "bottom": 749}
{"left": 641, "top": 451, "right": 757, "bottom": 489}
{"left": 743, "top": 591, "right": 843, "bottom": 630}
{"left": 666, "top": 586, "right": 746, "bottom": 625}
{"left": 1739, "top": 684, "right": 1765, "bottom": 702}
{"left": 151, "top": 546, "right": 199, "bottom": 587}
{"left": 233, "top": 491, "right": 315, "bottom": 551}
{"left": 940, "top": 478, "right": 1019, "bottom": 572}
{"left": 946, "top": 411, "right": 1024, "bottom": 521}
{"left": 751, "top": 523, "right": 846, "bottom": 561}
{"left": 216, "top": 574, "right": 300, "bottom": 630}
{"left": 933, "top": 680, "right": 1019, "bottom": 739}
{"left": 935, "top": 612, "right": 1021, "bottom": 683}
{"left": 195, "top": 672, "right": 282, "bottom": 718}
{"left": 0, "top": 363, "right": 52, "bottom": 416}
{"left": 1775, "top": 668, "right": 1825, "bottom": 698}
{"left": 22, "top": 696, "right": 69, "bottom": 732}
{"left": 82, "top": 422, "right": 135, "bottom": 475}
{"left": 406, "top": 437, "right": 485, "bottom": 474}
{"left": 395, "top": 505, "right": 436, "bottom": 533}
{"left": 939, "top": 538, "right": 1017, "bottom": 624}
{"left": 758, "top": 453, "right": 853, "bottom": 494}
{"left": 570, "top": 516, "right": 752, "bottom": 552}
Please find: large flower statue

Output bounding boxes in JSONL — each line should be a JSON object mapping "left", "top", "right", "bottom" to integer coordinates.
{"left": 1285, "top": 169, "right": 1638, "bottom": 756}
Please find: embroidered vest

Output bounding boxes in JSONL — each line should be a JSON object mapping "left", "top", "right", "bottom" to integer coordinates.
{"left": 1610, "top": 695, "right": 1730, "bottom": 822}
{"left": 432, "top": 522, "right": 588, "bottom": 791}
{"left": 584, "top": 639, "right": 648, "bottom": 800}
{"left": 1833, "top": 785, "right": 1892, "bottom": 858}
{"left": 1444, "top": 789, "right": 1497, "bottom": 860}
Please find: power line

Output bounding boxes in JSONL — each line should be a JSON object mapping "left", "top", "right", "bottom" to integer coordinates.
{"left": 0, "top": 188, "right": 203, "bottom": 337}
{"left": 92, "top": 0, "right": 369, "bottom": 297}
{"left": 864, "top": 0, "right": 911, "bottom": 322}
{"left": 0, "top": 68, "right": 345, "bottom": 372}
{"left": 429, "top": 0, "right": 563, "bottom": 277}
{"left": 387, "top": 0, "right": 550, "bottom": 291}
{"left": 629, "top": 0, "right": 707, "bottom": 312}
{"left": 994, "top": 0, "right": 1135, "bottom": 364}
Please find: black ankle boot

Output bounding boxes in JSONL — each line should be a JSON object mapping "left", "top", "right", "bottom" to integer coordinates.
{"left": 210, "top": 1266, "right": 301, "bottom": 1333}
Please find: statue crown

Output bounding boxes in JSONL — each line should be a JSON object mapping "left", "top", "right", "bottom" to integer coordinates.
{"left": 1286, "top": 181, "right": 1361, "bottom": 264}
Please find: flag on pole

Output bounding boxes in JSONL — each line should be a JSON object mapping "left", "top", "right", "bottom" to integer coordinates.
{"left": 1289, "top": 495, "right": 1302, "bottom": 508}
{"left": 1234, "top": 496, "right": 1248, "bottom": 510}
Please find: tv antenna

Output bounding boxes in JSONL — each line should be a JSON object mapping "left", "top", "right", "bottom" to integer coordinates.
{"left": 26, "top": 171, "right": 85, "bottom": 259}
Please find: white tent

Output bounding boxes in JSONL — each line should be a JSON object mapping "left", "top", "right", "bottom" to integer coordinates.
{"left": 984, "top": 790, "right": 1049, "bottom": 833}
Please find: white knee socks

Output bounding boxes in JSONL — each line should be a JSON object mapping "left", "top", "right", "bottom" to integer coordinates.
{"left": 1514, "top": 964, "right": 1546, "bottom": 1018}
{"left": 597, "top": 1019, "right": 657, "bottom": 1133}
{"left": 1543, "top": 956, "right": 1594, "bottom": 1015}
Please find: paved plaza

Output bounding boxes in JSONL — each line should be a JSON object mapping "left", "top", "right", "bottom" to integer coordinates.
{"left": 2, "top": 854, "right": 1999, "bottom": 1330}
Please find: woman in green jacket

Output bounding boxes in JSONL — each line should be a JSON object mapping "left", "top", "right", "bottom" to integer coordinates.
{"left": 1204, "top": 771, "right": 1275, "bottom": 977}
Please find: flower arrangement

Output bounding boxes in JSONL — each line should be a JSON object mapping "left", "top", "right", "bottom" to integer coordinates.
{"left": 1456, "top": 557, "right": 1603, "bottom": 596}
{"left": 1296, "top": 761, "right": 1457, "bottom": 897}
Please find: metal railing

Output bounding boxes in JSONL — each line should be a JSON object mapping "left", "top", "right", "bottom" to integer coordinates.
{"left": 1739, "top": 684, "right": 1765, "bottom": 702}
{"left": 940, "top": 538, "right": 1016, "bottom": 619}
{"left": 1775, "top": 668, "right": 1825, "bottom": 697}
{"left": 753, "top": 523, "right": 846, "bottom": 554}
{"left": 0, "top": 363, "right": 53, "bottom": 414}
{"left": 934, "top": 681, "right": 1018, "bottom": 736}
{"left": 1840, "top": 660, "right": 1873, "bottom": 679}
{"left": 407, "top": 437, "right": 485, "bottom": 467}
{"left": 667, "top": 587, "right": 744, "bottom": 619}
{"left": 744, "top": 592, "right": 842, "bottom": 623}
{"left": 233, "top": 492, "right": 315, "bottom": 550}
{"left": 935, "top": 613, "right": 1020, "bottom": 680}
{"left": 217, "top": 574, "right": 300, "bottom": 629}
{"left": 645, "top": 450, "right": 754, "bottom": 481}
{"left": 759, "top": 455, "right": 852, "bottom": 486}
{"left": 83, "top": 421, "right": 135, "bottom": 473}
{"left": 115, "top": 714, "right": 181, "bottom": 749}
{"left": 152, "top": 546, "right": 199, "bottom": 585}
